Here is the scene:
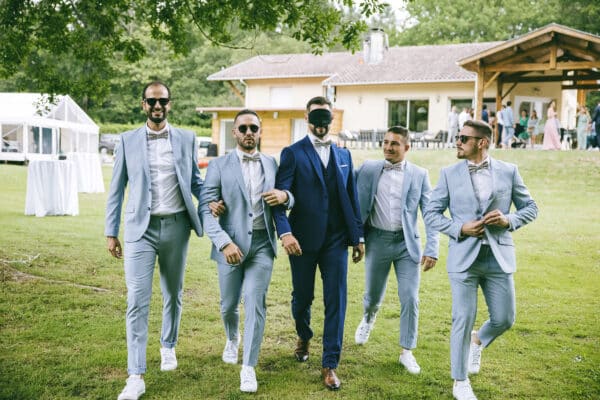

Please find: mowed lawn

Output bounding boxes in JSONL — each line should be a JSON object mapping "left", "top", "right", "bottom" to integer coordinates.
{"left": 1, "top": 148, "right": 599, "bottom": 400}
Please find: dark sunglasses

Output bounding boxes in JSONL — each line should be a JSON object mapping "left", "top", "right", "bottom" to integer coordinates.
{"left": 237, "top": 124, "right": 260, "bottom": 134}
{"left": 144, "top": 98, "right": 170, "bottom": 107}
{"left": 455, "top": 135, "right": 484, "bottom": 143}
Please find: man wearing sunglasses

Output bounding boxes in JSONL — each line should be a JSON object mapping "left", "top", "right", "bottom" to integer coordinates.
{"left": 353, "top": 126, "right": 439, "bottom": 375}
{"left": 200, "top": 109, "right": 292, "bottom": 393}
{"left": 273, "top": 96, "right": 364, "bottom": 391}
{"left": 105, "top": 81, "right": 204, "bottom": 400}
{"left": 424, "top": 120, "right": 537, "bottom": 400}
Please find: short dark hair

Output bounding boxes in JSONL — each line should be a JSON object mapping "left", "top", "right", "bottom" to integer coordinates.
{"left": 507, "top": 101, "right": 512, "bottom": 106}
{"left": 463, "top": 119, "right": 492, "bottom": 138}
{"left": 142, "top": 81, "right": 171, "bottom": 99}
{"left": 482, "top": 104, "right": 487, "bottom": 110}
{"left": 306, "top": 96, "right": 332, "bottom": 111}
{"left": 234, "top": 109, "right": 260, "bottom": 124}
{"left": 387, "top": 125, "right": 409, "bottom": 142}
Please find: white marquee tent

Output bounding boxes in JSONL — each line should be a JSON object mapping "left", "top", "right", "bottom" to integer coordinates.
{"left": 1, "top": 93, "right": 104, "bottom": 192}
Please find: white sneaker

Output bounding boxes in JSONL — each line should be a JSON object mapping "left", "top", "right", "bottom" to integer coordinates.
{"left": 160, "top": 347, "right": 177, "bottom": 371}
{"left": 354, "top": 316, "right": 375, "bottom": 345}
{"left": 222, "top": 334, "right": 240, "bottom": 364}
{"left": 240, "top": 365, "right": 258, "bottom": 393}
{"left": 399, "top": 350, "right": 421, "bottom": 374}
{"left": 117, "top": 375, "right": 145, "bottom": 400}
{"left": 453, "top": 379, "right": 478, "bottom": 400}
{"left": 468, "top": 332, "right": 483, "bottom": 375}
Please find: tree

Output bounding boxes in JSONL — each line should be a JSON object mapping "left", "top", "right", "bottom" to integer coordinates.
{"left": 0, "top": 0, "right": 386, "bottom": 108}
{"left": 392, "top": 0, "right": 565, "bottom": 45}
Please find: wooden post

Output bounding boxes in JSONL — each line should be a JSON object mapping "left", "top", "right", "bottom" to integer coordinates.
{"left": 495, "top": 77, "right": 503, "bottom": 147}
{"left": 476, "top": 67, "right": 484, "bottom": 122}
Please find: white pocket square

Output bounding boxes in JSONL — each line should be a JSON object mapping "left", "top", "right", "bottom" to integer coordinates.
{"left": 339, "top": 164, "right": 348, "bottom": 168}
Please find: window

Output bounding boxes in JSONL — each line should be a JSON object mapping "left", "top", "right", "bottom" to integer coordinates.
{"left": 388, "top": 100, "right": 429, "bottom": 132}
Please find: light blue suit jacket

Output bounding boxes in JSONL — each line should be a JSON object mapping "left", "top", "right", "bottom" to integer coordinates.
{"left": 200, "top": 151, "right": 279, "bottom": 264}
{"left": 424, "top": 157, "right": 537, "bottom": 273}
{"left": 356, "top": 160, "right": 439, "bottom": 263}
{"left": 104, "top": 126, "right": 203, "bottom": 242}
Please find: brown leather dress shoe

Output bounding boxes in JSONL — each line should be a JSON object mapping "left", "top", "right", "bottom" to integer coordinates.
{"left": 321, "top": 368, "right": 341, "bottom": 390}
{"left": 294, "top": 338, "right": 309, "bottom": 362}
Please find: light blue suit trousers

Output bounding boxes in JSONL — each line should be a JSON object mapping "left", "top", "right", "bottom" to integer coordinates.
{"left": 124, "top": 212, "right": 191, "bottom": 374}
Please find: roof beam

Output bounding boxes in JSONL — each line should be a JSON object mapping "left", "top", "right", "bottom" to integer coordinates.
{"left": 226, "top": 81, "right": 245, "bottom": 103}
{"left": 562, "top": 83, "right": 600, "bottom": 90}
{"left": 502, "top": 72, "right": 600, "bottom": 83}
{"left": 487, "top": 60, "right": 600, "bottom": 72}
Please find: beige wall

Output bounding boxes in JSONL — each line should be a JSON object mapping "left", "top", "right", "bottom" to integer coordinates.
{"left": 246, "top": 78, "right": 327, "bottom": 108}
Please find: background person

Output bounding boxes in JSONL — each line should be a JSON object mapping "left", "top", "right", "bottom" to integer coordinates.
{"left": 424, "top": 120, "right": 537, "bottom": 400}
{"left": 542, "top": 100, "right": 561, "bottom": 150}
{"left": 105, "top": 81, "right": 204, "bottom": 400}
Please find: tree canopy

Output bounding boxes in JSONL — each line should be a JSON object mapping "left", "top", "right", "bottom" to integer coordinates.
{"left": 0, "top": 0, "right": 385, "bottom": 110}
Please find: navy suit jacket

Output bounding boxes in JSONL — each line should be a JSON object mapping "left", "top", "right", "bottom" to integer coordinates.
{"left": 273, "top": 136, "right": 363, "bottom": 252}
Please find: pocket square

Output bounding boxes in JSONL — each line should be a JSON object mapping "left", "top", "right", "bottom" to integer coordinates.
{"left": 339, "top": 164, "right": 348, "bottom": 168}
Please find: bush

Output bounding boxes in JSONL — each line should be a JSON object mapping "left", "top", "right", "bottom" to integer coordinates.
{"left": 99, "top": 123, "right": 212, "bottom": 137}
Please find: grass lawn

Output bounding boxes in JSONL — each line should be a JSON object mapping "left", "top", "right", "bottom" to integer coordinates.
{"left": 1, "top": 148, "right": 599, "bottom": 399}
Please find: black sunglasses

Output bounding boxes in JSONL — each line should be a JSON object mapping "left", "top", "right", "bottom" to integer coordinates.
{"left": 144, "top": 98, "right": 170, "bottom": 107}
{"left": 455, "top": 135, "right": 484, "bottom": 143}
{"left": 237, "top": 124, "right": 260, "bottom": 134}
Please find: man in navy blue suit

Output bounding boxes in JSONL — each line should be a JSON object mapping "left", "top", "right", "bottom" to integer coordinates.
{"left": 273, "top": 96, "right": 364, "bottom": 391}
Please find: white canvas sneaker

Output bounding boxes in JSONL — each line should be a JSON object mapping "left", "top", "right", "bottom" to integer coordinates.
{"left": 453, "top": 379, "right": 478, "bottom": 400}
{"left": 222, "top": 334, "right": 240, "bottom": 364}
{"left": 468, "top": 340, "right": 483, "bottom": 374}
{"left": 160, "top": 347, "right": 177, "bottom": 371}
{"left": 354, "top": 316, "right": 376, "bottom": 345}
{"left": 240, "top": 365, "right": 258, "bottom": 393}
{"left": 117, "top": 375, "right": 145, "bottom": 400}
{"left": 399, "top": 350, "right": 421, "bottom": 374}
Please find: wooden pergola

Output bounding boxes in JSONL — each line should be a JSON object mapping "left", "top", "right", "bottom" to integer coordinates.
{"left": 459, "top": 23, "right": 600, "bottom": 140}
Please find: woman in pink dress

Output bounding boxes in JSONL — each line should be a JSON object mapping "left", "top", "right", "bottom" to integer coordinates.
{"left": 543, "top": 100, "right": 561, "bottom": 150}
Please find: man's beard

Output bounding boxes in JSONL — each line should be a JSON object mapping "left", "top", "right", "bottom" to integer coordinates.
{"left": 148, "top": 108, "right": 167, "bottom": 124}
{"left": 310, "top": 125, "right": 329, "bottom": 138}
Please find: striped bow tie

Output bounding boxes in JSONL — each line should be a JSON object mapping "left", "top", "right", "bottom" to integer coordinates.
{"left": 314, "top": 139, "right": 332, "bottom": 147}
{"left": 243, "top": 153, "right": 261, "bottom": 162}
{"left": 383, "top": 162, "right": 403, "bottom": 171}
{"left": 147, "top": 132, "right": 168, "bottom": 140}
{"left": 468, "top": 161, "right": 489, "bottom": 173}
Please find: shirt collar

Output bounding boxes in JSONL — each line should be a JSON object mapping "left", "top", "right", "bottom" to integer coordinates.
{"left": 467, "top": 155, "right": 490, "bottom": 167}
{"left": 308, "top": 132, "right": 330, "bottom": 146}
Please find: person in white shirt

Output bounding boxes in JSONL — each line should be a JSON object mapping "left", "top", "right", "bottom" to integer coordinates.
{"left": 448, "top": 106, "right": 460, "bottom": 147}
{"left": 354, "top": 126, "right": 439, "bottom": 375}
{"left": 199, "top": 109, "right": 292, "bottom": 393}
{"left": 459, "top": 107, "right": 471, "bottom": 130}
{"left": 105, "top": 81, "right": 204, "bottom": 400}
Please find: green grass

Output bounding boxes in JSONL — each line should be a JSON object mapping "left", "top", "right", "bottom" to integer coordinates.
{"left": 1, "top": 148, "right": 599, "bottom": 399}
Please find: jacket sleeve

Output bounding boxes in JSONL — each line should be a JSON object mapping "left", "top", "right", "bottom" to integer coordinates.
{"left": 507, "top": 165, "right": 538, "bottom": 231}
{"left": 104, "top": 137, "right": 127, "bottom": 237}
{"left": 273, "top": 147, "right": 295, "bottom": 237}
{"left": 419, "top": 169, "right": 440, "bottom": 258}
{"left": 199, "top": 160, "right": 233, "bottom": 251}
{"left": 423, "top": 169, "right": 462, "bottom": 241}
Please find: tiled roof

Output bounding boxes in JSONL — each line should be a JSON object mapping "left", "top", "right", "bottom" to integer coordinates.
{"left": 208, "top": 42, "right": 502, "bottom": 85}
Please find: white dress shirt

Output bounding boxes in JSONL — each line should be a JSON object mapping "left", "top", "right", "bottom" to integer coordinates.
{"left": 468, "top": 156, "right": 491, "bottom": 244}
{"left": 236, "top": 149, "right": 266, "bottom": 230}
{"left": 308, "top": 132, "right": 331, "bottom": 166}
{"left": 369, "top": 160, "right": 405, "bottom": 232}
{"left": 147, "top": 124, "right": 186, "bottom": 216}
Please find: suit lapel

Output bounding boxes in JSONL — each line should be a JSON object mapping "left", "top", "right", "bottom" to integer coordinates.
{"left": 261, "top": 154, "right": 274, "bottom": 192}
{"left": 169, "top": 128, "right": 183, "bottom": 182}
{"left": 301, "top": 136, "right": 325, "bottom": 187}
{"left": 482, "top": 157, "right": 497, "bottom": 212}
{"left": 402, "top": 161, "right": 412, "bottom": 202}
{"left": 136, "top": 127, "right": 151, "bottom": 184}
{"left": 229, "top": 151, "right": 250, "bottom": 204}
{"left": 370, "top": 161, "right": 384, "bottom": 209}
{"left": 459, "top": 160, "right": 479, "bottom": 209}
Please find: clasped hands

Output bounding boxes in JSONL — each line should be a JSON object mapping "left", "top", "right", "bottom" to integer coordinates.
{"left": 461, "top": 209, "right": 509, "bottom": 238}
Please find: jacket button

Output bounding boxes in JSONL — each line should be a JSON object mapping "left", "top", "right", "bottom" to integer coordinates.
{"left": 248, "top": 231, "right": 252, "bottom": 235}
{"left": 249, "top": 213, "right": 253, "bottom": 217}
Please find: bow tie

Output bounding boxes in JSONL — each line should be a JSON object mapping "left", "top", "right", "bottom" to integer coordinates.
{"left": 147, "top": 132, "right": 168, "bottom": 140}
{"left": 383, "top": 162, "right": 403, "bottom": 171}
{"left": 242, "top": 153, "right": 261, "bottom": 162}
{"left": 314, "top": 139, "right": 331, "bottom": 147}
{"left": 468, "top": 160, "right": 489, "bottom": 173}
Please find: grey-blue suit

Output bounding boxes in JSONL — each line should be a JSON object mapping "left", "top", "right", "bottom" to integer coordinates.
{"left": 200, "top": 151, "right": 279, "bottom": 367}
{"left": 356, "top": 160, "right": 439, "bottom": 349}
{"left": 105, "top": 126, "right": 203, "bottom": 374}
{"left": 424, "top": 157, "right": 537, "bottom": 380}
